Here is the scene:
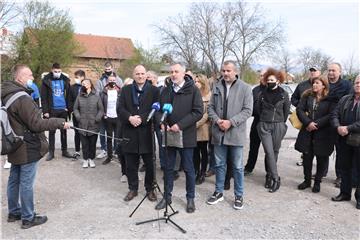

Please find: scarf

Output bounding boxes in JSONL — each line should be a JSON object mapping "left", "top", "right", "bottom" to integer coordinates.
{"left": 131, "top": 81, "right": 148, "bottom": 107}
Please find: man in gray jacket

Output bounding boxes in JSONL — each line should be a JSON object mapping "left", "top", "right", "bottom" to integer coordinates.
{"left": 207, "top": 60, "right": 253, "bottom": 210}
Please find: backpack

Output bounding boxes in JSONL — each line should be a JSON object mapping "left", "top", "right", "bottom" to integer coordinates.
{"left": 1, "top": 91, "right": 29, "bottom": 155}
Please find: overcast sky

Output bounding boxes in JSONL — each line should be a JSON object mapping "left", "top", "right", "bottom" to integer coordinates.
{"left": 12, "top": 0, "right": 360, "bottom": 66}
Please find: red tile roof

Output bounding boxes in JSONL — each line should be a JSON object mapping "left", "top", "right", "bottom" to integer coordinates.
{"left": 74, "top": 33, "right": 135, "bottom": 60}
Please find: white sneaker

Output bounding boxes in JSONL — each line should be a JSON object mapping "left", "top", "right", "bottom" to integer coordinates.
{"left": 3, "top": 160, "right": 11, "bottom": 169}
{"left": 89, "top": 159, "right": 96, "bottom": 168}
{"left": 96, "top": 150, "right": 107, "bottom": 159}
{"left": 82, "top": 160, "right": 89, "bottom": 168}
{"left": 120, "top": 175, "right": 127, "bottom": 183}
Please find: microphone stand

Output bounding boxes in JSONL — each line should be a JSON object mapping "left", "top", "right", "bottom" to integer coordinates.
{"left": 134, "top": 117, "right": 186, "bottom": 234}
{"left": 129, "top": 117, "right": 176, "bottom": 217}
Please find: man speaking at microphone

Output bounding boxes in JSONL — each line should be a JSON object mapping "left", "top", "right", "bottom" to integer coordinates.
{"left": 118, "top": 65, "right": 160, "bottom": 202}
{"left": 155, "top": 63, "right": 203, "bottom": 213}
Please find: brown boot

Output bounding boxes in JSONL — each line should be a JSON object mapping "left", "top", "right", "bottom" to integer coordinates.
{"left": 147, "top": 191, "right": 157, "bottom": 202}
{"left": 124, "top": 191, "right": 138, "bottom": 202}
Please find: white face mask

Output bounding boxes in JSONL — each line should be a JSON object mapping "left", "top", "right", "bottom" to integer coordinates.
{"left": 74, "top": 78, "right": 81, "bottom": 85}
{"left": 26, "top": 79, "right": 33, "bottom": 88}
{"left": 53, "top": 72, "right": 61, "bottom": 79}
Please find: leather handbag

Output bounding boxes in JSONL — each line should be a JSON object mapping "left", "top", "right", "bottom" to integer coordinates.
{"left": 346, "top": 133, "right": 360, "bottom": 147}
{"left": 289, "top": 111, "right": 302, "bottom": 130}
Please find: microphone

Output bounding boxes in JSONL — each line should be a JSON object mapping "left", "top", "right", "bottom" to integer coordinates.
{"left": 160, "top": 103, "right": 173, "bottom": 123}
{"left": 146, "top": 102, "right": 161, "bottom": 123}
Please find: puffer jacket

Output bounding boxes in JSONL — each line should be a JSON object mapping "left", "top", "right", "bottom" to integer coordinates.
{"left": 1, "top": 80, "right": 64, "bottom": 165}
{"left": 73, "top": 89, "right": 104, "bottom": 136}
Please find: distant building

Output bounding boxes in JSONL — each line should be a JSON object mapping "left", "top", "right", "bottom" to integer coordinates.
{"left": 69, "top": 33, "right": 135, "bottom": 81}
{"left": 0, "top": 28, "right": 13, "bottom": 57}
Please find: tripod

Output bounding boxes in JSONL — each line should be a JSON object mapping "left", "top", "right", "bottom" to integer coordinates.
{"left": 134, "top": 118, "right": 186, "bottom": 234}
{"left": 129, "top": 119, "right": 176, "bottom": 217}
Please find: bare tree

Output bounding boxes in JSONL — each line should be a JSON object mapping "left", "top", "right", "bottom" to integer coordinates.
{"left": 153, "top": 13, "right": 199, "bottom": 71}
{"left": 297, "top": 47, "right": 333, "bottom": 75}
{"left": 227, "top": 1, "right": 285, "bottom": 78}
{"left": 0, "top": 1, "right": 20, "bottom": 29}
{"left": 273, "top": 48, "right": 295, "bottom": 74}
{"left": 342, "top": 51, "right": 359, "bottom": 78}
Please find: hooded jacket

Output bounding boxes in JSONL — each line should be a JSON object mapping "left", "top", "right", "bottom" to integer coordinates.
{"left": 1, "top": 81, "right": 64, "bottom": 165}
{"left": 157, "top": 74, "right": 203, "bottom": 148}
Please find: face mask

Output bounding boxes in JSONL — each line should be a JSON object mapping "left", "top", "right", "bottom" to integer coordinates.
{"left": 105, "top": 71, "right": 112, "bottom": 76}
{"left": 53, "top": 72, "right": 61, "bottom": 79}
{"left": 81, "top": 86, "right": 87, "bottom": 92}
{"left": 74, "top": 78, "right": 81, "bottom": 85}
{"left": 26, "top": 79, "right": 33, "bottom": 88}
{"left": 108, "top": 82, "right": 116, "bottom": 88}
{"left": 267, "top": 82, "right": 277, "bottom": 90}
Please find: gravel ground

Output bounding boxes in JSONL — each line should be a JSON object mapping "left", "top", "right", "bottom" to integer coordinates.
{"left": 1, "top": 121, "right": 359, "bottom": 239}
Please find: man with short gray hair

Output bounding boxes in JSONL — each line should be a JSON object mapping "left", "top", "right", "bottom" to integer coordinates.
{"left": 207, "top": 60, "right": 253, "bottom": 210}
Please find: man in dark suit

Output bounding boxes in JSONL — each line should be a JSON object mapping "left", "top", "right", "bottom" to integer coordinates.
{"left": 118, "top": 65, "right": 160, "bottom": 202}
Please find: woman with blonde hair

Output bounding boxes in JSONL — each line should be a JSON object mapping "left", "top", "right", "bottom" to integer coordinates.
{"left": 193, "top": 74, "right": 211, "bottom": 184}
{"left": 295, "top": 76, "right": 336, "bottom": 192}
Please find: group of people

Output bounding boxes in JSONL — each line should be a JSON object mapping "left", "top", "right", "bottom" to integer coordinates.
{"left": 2, "top": 59, "right": 359, "bottom": 229}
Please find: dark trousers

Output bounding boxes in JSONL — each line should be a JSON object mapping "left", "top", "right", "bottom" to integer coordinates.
{"left": 302, "top": 149, "right": 328, "bottom": 183}
{"left": 338, "top": 138, "right": 360, "bottom": 198}
{"left": 165, "top": 147, "right": 195, "bottom": 200}
{"left": 125, "top": 153, "right": 153, "bottom": 192}
{"left": 193, "top": 141, "right": 209, "bottom": 176}
{"left": 80, "top": 134, "right": 98, "bottom": 160}
{"left": 104, "top": 117, "right": 118, "bottom": 158}
{"left": 48, "top": 110, "right": 68, "bottom": 152}
{"left": 72, "top": 116, "right": 81, "bottom": 152}
{"left": 335, "top": 142, "right": 341, "bottom": 178}
{"left": 245, "top": 118, "right": 261, "bottom": 172}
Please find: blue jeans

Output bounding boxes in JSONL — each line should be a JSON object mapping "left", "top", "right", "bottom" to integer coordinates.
{"left": 214, "top": 145, "right": 244, "bottom": 197}
{"left": 165, "top": 147, "right": 195, "bottom": 200}
{"left": 7, "top": 160, "right": 39, "bottom": 221}
{"left": 208, "top": 143, "right": 216, "bottom": 172}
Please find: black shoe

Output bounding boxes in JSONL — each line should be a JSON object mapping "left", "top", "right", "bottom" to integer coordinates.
{"left": 244, "top": 169, "right": 252, "bottom": 176}
{"left": 312, "top": 181, "right": 320, "bottom": 193}
{"left": 298, "top": 180, "right": 311, "bottom": 190}
{"left": 155, "top": 198, "right": 172, "bottom": 210}
{"left": 21, "top": 215, "right": 48, "bottom": 229}
{"left": 102, "top": 157, "right": 112, "bottom": 165}
{"left": 62, "top": 151, "right": 73, "bottom": 158}
{"left": 7, "top": 213, "right": 21, "bottom": 222}
{"left": 46, "top": 152, "right": 54, "bottom": 161}
{"left": 224, "top": 181, "right": 230, "bottom": 190}
{"left": 139, "top": 164, "right": 146, "bottom": 172}
{"left": 265, "top": 175, "right": 272, "bottom": 188}
{"left": 331, "top": 193, "right": 351, "bottom": 202}
{"left": 207, "top": 191, "right": 224, "bottom": 205}
{"left": 334, "top": 177, "right": 341, "bottom": 188}
{"left": 196, "top": 174, "right": 205, "bottom": 185}
{"left": 173, "top": 171, "right": 180, "bottom": 181}
{"left": 186, "top": 199, "right": 195, "bottom": 213}
{"left": 233, "top": 196, "right": 244, "bottom": 210}
{"left": 269, "top": 177, "right": 281, "bottom": 193}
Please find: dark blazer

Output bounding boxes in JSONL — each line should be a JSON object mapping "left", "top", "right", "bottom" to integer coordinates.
{"left": 157, "top": 75, "right": 203, "bottom": 148}
{"left": 118, "top": 81, "right": 160, "bottom": 154}
{"left": 295, "top": 92, "right": 337, "bottom": 156}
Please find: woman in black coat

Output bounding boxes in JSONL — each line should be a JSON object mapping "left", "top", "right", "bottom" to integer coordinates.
{"left": 295, "top": 76, "right": 336, "bottom": 192}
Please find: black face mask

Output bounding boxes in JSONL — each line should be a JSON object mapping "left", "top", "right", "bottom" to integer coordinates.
{"left": 267, "top": 82, "right": 277, "bottom": 90}
{"left": 105, "top": 71, "right": 112, "bottom": 76}
{"left": 108, "top": 82, "right": 116, "bottom": 88}
{"left": 81, "top": 86, "right": 87, "bottom": 92}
